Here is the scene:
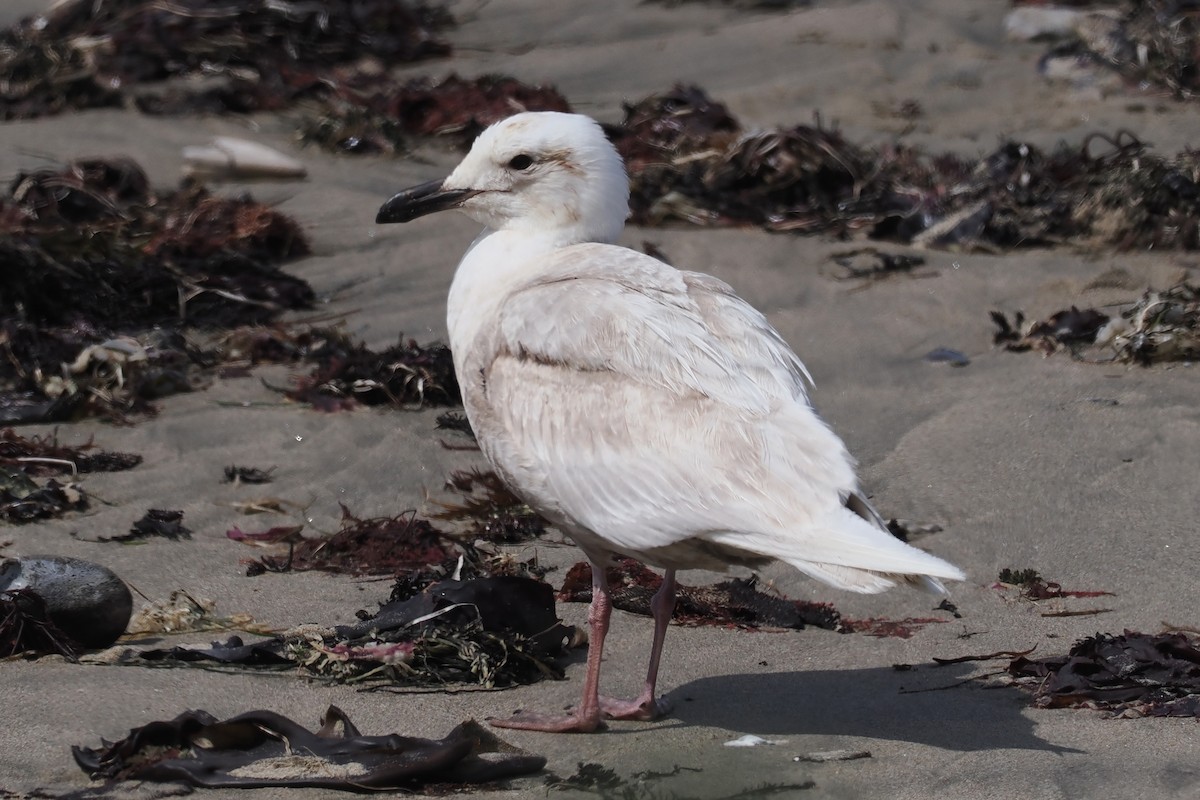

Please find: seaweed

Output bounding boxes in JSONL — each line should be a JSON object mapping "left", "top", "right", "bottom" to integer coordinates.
{"left": 433, "top": 469, "right": 547, "bottom": 543}
{"left": 0, "top": 157, "right": 314, "bottom": 423}
{"left": 73, "top": 707, "right": 545, "bottom": 789}
{"left": 282, "top": 332, "right": 459, "bottom": 411}
{"left": 1008, "top": 630, "right": 1200, "bottom": 717}
{"left": 839, "top": 617, "right": 948, "bottom": 639}
{"left": 96, "top": 509, "right": 191, "bottom": 543}
{"left": 233, "top": 506, "right": 453, "bottom": 577}
{"left": 992, "top": 280, "right": 1200, "bottom": 364}
{"left": 0, "top": 428, "right": 141, "bottom": 474}
{"left": 613, "top": 85, "right": 1200, "bottom": 252}
{"left": 0, "top": 588, "right": 81, "bottom": 659}
{"left": 0, "top": 467, "right": 87, "bottom": 523}
{"left": 0, "top": 0, "right": 453, "bottom": 120}
{"left": 995, "top": 567, "right": 1114, "bottom": 601}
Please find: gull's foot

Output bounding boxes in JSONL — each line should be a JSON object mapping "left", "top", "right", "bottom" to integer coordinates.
{"left": 599, "top": 694, "right": 672, "bottom": 721}
{"left": 488, "top": 709, "right": 606, "bottom": 733}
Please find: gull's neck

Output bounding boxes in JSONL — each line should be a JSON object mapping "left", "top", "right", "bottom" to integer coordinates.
{"left": 446, "top": 228, "right": 564, "bottom": 358}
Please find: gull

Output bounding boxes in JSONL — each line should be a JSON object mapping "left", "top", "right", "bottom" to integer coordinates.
{"left": 376, "top": 111, "right": 965, "bottom": 733}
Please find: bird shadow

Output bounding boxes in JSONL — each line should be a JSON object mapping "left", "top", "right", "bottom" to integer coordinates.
{"left": 668, "top": 664, "right": 1081, "bottom": 754}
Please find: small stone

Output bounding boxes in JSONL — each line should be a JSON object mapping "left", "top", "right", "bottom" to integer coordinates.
{"left": 923, "top": 347, "right": 970, "bottom": 367}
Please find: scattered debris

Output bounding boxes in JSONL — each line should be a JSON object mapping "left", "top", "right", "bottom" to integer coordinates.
{"left": 994, "top": 281, "right": 1200, "bottom": 365}
{"left": 546, "top": 761, "right": 814, "bottom": 798}
{"left": 73, "top": 706, "right": 545, "bottom": 790}
{"left": 1027, "top": 2, "right": 1200, "bottom": 100}
{"left": 825, "top": 248, "right": 934, "bottom": 289}
{"left": 0, "top": 555, "right": 132, "bottom": 648}
{"left": 560, "top": 559, "right": 843, "bottom": 631}
{"left": 0, "top": 468, "right": 87, "bottom": 523}
{"left": 840, "top": 617, "right": 948, "bottom": 639}
{"left": 1009, "top": 630, "right": 1200, "bottom": 717}
{"left": 793, "top": 750, "right": 872, "bottom": 763}
{"left": 126, "top": 591, "right": 273, "bottom": 637}
{"left": 546, "top": 763, "right": 624, "bottom": 793}
{"left": 223, "top": 465, "right": 276, "bottom": 485}
{"left": 183, "top": 138, "right": 306, "bottom": 181}
{"left": 123, "top": 576, "right": 576, "bottom": 688}
{"left": 932, "top": 646, "right": 1037, "bottom": 666}
{"left": 994, "top": 568, "right": 1114, "bottom": 619}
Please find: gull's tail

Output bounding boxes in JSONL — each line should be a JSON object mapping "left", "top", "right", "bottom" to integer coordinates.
{"left": 711, "top": 492, "right": 965, "bottom": 596}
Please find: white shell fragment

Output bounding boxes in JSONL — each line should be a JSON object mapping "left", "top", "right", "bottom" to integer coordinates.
{"left": 724, "top": 735, "right": 786, "bottom": 748}
{"left": 1004, "top": 7, "right": 1085, "bottom": 41}
{"left": 183, "top": 137, "right": 306, "bottom": 180}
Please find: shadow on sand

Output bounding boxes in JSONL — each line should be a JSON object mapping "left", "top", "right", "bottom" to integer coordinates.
{"left": 671, "top": 664, "right": 1079, "bottom": 754}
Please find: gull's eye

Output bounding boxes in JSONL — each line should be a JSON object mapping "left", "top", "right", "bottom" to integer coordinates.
{"left": 508, "top": 154, "right": 534, "bottom": 171}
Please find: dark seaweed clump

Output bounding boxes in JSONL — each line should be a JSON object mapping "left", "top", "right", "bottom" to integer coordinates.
{"left": 1009, "top": 631, "right": 1200, "bottom": 717}
{"left": 0, "top": 428, "right": 141, "bottom": 474}
{"left": 613, "top": 85, "right": 1200, "bottom": 252}
{"left": 282, "top": 332, "right": 459, "bottom": 411}
{"left": 74, "top": 708, "right": 545, "bottom": 789}
{"left": 0, "top": 0, "right": 571, "bottom": 157}
{"left": 0, "top": 428, "right": 142, "bottom": 523}
{"left": 0, "top": 467, "right": 87, "bottom": 524}
{"left": 298, "top": 73, "right": 572, "bottom": 155}
{"left": 1, "top": 589, "right": 80, "bottom": 659}
{"left": 0, "top": 158, "right": 313, "bottom": 424}
{"left": 0, "top": 0, "right": 453, "bottom": 120}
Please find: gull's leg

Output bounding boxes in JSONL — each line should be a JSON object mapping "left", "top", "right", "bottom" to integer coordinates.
{"left": 489, "top": 558, "right": 613, "bottom": 733}
{"left": 599, "top": 568, "right": 676, "bottom": 720}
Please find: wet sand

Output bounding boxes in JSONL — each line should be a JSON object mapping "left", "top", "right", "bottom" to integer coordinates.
{"left": 3, "top": 2, "right": 1200, "bottom": 798}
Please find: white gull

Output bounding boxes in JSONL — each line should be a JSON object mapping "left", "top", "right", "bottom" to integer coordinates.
{"left": 376, "top": 111, "right": 965, "bottom": 733}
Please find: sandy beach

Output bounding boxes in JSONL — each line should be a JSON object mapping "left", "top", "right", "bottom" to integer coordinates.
{"left": 3, "top": 1, "right": 1200, "bottom": 798}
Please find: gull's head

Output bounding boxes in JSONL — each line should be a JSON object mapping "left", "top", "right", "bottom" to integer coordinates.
{"left": 376, "top": 112, "right": 630, "bottom": 244}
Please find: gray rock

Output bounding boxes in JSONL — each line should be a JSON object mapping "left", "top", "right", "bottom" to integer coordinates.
{"left": 0, "top": 555, "right": 133, "bottom": 647}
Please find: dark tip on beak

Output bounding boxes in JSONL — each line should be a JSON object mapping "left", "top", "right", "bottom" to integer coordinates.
{"left": 376, "top": 179, "right": 479, "bottom": 224}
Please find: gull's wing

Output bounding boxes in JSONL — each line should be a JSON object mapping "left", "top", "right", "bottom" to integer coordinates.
{"left": 474, "top": 244, "right": 963, "bottom": 588}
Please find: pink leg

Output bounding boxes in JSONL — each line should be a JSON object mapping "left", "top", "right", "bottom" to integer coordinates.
{"left": 489, "top": 558, "right": 613, "bottom": 733}
{"left": 599, "top": 568, "right": 676, "bottom": 720}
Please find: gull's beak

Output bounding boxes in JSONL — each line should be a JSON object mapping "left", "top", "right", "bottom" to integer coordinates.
{"left": 375, "top": 179, "right": 479, "bottom": 224}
